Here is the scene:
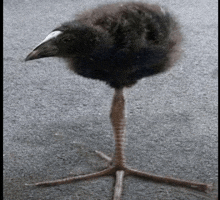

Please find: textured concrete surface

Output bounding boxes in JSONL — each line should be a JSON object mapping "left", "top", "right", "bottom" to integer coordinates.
{"left": 4, "top": 0, "right": 218, "bottom": 199}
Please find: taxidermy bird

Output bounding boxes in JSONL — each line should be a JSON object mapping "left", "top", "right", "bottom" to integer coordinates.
{"left": 25, "top": 2, "right": 211, "bottom": 199}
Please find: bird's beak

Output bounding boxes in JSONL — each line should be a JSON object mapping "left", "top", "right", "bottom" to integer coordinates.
{"left": 25, "top": 41, "right": 59, "bottom": 61}
{"left": 25, "top": 31, "right": 62, "bottom": 61}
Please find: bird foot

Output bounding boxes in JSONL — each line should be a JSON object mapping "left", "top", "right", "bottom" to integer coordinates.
{"left": 93, "top": 151, "right": 212, "bottom": 193}
{"left": 25, "top": 152, "right": 212, "bottom": 200}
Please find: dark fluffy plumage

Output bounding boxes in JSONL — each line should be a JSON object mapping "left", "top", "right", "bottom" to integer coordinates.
{"left": 26, "top": 2, "right": 182, "bottom": 89}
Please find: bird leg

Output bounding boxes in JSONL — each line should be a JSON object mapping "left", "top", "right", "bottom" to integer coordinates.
{"left": 25, "top": 88, "right": 212, "bottom": 199}
{"left": 110, "top": 88, "right": 126, "bottom": 169}
{"left": 110, "top": 88, "right": 127, "bottom": 199}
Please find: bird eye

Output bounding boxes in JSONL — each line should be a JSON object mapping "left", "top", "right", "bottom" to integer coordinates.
{"left": 62, "top": 37, "right": 72, "bottom": 43}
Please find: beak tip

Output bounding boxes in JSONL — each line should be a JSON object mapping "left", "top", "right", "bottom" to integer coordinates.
{"left": 24, "top": 57, "right": 30, "bottom": 62}
{"left": 25, "top": 51, "right": 38, "bottom": 62}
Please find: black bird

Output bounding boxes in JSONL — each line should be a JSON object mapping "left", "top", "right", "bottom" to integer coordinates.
{"left": 25, "top": 2, "right": 211, "bottom": 199}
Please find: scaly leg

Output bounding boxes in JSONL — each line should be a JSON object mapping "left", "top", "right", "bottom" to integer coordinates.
{"left": 110, "top": 88, "right": 126, "bottom": 169}
{"left": 25, "top": 88, "right": 212, "bottom": 199}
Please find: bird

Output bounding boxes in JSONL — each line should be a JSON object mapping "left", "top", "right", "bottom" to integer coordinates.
{"left": 25, "top": 2, "right": 211, "bottom": 199}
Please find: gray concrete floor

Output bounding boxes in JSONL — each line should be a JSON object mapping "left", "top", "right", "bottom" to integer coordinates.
{"left": 4, "top": 0, "right": 218, "bottom": 199}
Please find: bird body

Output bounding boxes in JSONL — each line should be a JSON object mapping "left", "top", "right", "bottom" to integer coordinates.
{"left": 25, "top": 2, "right": 210, "bottom": 199}
{"left": 26, "top": 2, "right": 182, "bottom": 88}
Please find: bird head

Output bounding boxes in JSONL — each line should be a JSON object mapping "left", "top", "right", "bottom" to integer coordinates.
{"left": 25, "top": 22, "right": 102, "bottom": 61}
